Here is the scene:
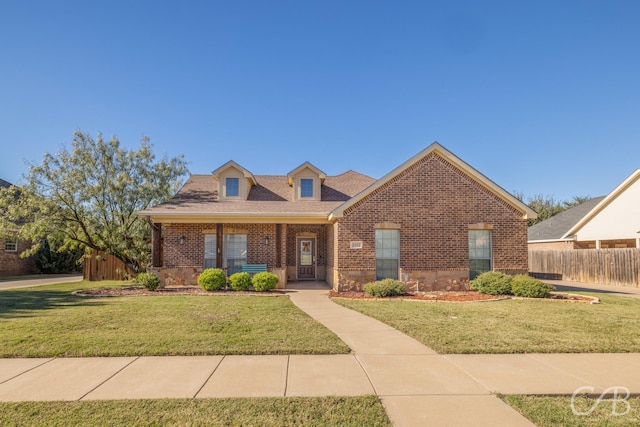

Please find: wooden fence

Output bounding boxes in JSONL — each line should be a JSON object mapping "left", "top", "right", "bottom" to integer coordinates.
{"left": 83, "top": 251, "right": 135, "bottom": 281}
{"left": 529, "top": 249, "right": 640, "bottom": 287}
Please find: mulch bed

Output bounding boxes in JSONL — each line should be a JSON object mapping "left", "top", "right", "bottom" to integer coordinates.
{"left": 329, "top": 290, "right": 599, "bottom": 303}
{"left": 74, "top": 286, "right": 285, "bottom": 297}
{"left": 75, "top": 286, "right": 599, "bottom": 303}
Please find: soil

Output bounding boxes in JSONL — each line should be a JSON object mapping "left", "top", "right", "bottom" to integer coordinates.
{"left": 329, "top": 290, "right": 599, "bottom": 304}
{"left": 75, "top": 286, "right": 599, "bottom": 303}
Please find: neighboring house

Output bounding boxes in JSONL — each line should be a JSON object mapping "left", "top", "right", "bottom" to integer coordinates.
{"left": 139, "top": 143, "right": 536, "bottom": 291}
{"left": 0, "top": 178, "right": 37, "bottom": 276}
{"left": 528, "top": 169, "right": 640, "bottom": 250}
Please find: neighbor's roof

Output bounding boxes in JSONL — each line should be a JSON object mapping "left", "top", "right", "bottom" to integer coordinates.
{"left": 139, "top": 170, "right": 376, "bottom": 223}
{"left": 0, "top": 178, "right": 12, "bottom": 188}
{"left": 527, "top": 196, "right": 606, "bottom": 242}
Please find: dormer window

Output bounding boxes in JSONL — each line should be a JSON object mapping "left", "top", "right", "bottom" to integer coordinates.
{"left": 212, "top": 161, "right": 256, "bottom": 201}
{"left": 226, "top": 177, "right": 239, "bottom": 197}
{"left": 287, "top": 161, "right": 326, "bottom": 202}
{"left": 300, "top": 179, "right": 313, "bottom": 198}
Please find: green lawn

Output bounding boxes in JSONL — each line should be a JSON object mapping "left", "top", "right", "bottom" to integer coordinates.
{"left": 0, "top": 281, "right": 349, "bottom": 357}
{"left": 332, "top": 294, "right": 640, "bottom": 353}
{"left": 0, "top": 396, "right": 392, "bottom": 427}
{"left": 502, "top": 395, "right": 640, "bottom": 427}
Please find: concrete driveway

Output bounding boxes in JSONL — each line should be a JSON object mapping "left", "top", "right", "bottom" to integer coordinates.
{"left": 0, "top": 274, "right": 83, "bottom": 290}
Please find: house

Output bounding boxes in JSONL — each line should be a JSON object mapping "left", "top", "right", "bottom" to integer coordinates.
{"left": 528, "top": 169, "right": 640, "bottom": 250}
{"left": 139, "top": 143, "right": 536, "bottom": 291}
{"left": 0, "top": 178, "right": 37, "bottom": 276}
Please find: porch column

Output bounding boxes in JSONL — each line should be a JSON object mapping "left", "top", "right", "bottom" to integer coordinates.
{"left": 216, "top": 223, "right": 223, "bottom": 269}
{"left": 151, "top": 222, "right": 162, "bottom": 267}
{"left": 276, "top": 224, "right": 282, "bottom": 268}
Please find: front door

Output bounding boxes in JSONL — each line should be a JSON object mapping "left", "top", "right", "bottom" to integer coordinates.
{"left": 297, "top": 238, "right": 316, "bottom": 279}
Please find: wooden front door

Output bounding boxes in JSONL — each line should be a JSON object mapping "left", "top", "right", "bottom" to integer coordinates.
{"left": 297, "top": 238, "right": 316, "bottom": 279}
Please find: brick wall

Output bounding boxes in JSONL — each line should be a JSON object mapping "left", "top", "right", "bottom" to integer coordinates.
{"left": 285, "top": 224, "right": 327, "bottom": 268}
{"left": 0, "top": 238, "right": 37, "bottom": 276}
{"left": 163, "top": 223, "right": 278, "bottom": 269}
{"left": 333, "top": 152, "right": 529, "bottom": 291}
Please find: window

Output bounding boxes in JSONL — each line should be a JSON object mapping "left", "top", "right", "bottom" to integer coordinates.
{"left": 300, "top": 178, "right": 313, "bottom": 198}
{"left": 4, "top": 239, "right": 17, "bottom": 252}
{"left": 226, "top": 177, "right": 239, "bottom": 197}
{"left": 375, "top": 229, "right": 399, "bottom": 280}
{"left": 204, "top": 234, "right": 217, "bottom": 268}
{"left": 469, "top": 230, "right": 492, "bottom": 280}
{"left": 225, "top": 234, "right": 247, "bottom": 275}
{"left": 203, "top": 233, "right": 247, "bottom": 275}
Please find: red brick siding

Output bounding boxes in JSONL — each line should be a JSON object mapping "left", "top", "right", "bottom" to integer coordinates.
{"left": 334, "top": 153, "right": 529, "bottom": 288}
{"left": 0, "top": 239, "right": 37, "bottom": 276}
{"left": 285, "top": 224, "right": 327, "bottom": 268}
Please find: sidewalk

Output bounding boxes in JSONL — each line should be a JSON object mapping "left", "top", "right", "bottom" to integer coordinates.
{"left": 2, "top": 281, "right": 640, "bottom": 426}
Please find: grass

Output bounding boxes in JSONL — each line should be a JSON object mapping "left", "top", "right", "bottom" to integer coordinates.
{"left": 0, "top": 281, "right": 349, "bottom": 357}
{"left": 332, "top": 293, "right": 640, "bottom": 353}
{"left": 502, "top": 395, "right": 640, "bottom": 426}
{"left": 0, "top": 396, "right": 392, "bottom": 427}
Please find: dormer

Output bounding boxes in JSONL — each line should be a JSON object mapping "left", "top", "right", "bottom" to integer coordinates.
{"left": 287, "top": 162, "right": 326, "bottom": 201}
{"left": 212, "top": 161, "right": 256, "bottom": 201}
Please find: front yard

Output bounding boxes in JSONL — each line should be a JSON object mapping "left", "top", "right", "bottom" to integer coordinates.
{"left": 0, "top": 281, "right": 349, "bottom": 357}
{"left": 502, "top": 395, "right": 640, "bottom": 427}
{"left": 332, "top": 293, "right": 640, "bottom": 353}
{"left": 0, "top": 396, "right": 391, "bottom": 427}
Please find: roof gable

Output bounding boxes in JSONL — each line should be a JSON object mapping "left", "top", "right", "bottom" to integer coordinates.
{"left": 563, "top": 169, "right": 640, "bottom": 239}
{"left": 212, "top": 160, "right": 256, "bottom": 186}
{"left": 330, "top": 142, "right": 537, "bottom": 220}
{"left": 287, "top": 161, "right": 326, "bottom": 186}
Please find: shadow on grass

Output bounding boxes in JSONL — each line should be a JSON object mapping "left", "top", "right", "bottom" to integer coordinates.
{"left": 0, "top": 288, "right": 105, "bottom": 319}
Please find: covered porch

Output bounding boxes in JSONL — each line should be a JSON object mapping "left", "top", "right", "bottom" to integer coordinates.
{"left": 149, "top": 221, "right": 330, "bottom": 288}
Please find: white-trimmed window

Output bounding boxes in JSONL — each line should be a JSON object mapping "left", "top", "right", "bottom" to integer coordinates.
{"left": 204, "top": 234, "right": 217, "bottom": 268}
{"left": 203, "top": 233, "right": 247, "bottom": 275}
{"left": 375, "top": 229, "right": 399, "bottom": 280}
{"left": 4, "top": 239, "right": 17, "bottom": 252}
{"left": 225, "top": 177, "right": 239, "bottom": 197}
{"left": 469, "top": 230, "right": 492, "bottom": 279}
{"left": 300, "top": 178, "right": 313, "bottom": 198}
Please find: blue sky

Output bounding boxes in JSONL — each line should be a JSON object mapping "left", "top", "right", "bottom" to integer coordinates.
{"left": 2, "top": 1, "right": 639, "bottom": 202}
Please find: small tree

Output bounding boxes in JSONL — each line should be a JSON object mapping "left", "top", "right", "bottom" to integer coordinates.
{"left": 0, "top": 130, "right": 188, "bottom": 273}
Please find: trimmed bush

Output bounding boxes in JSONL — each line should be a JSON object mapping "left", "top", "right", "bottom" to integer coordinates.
{"left": 198, "top": 268, "right": 227, "bottom": 291}
{"left": 364, "top": 278, "right": 405, "bottom": 297}
{"left": 511, "top": 274, "right": 555, "bottom": 298}
{"left": 229, "top": 272, "right": 252, "bottom": 291}
{"left": 252, "top": 272, "right": 278, "bottom": 292}
{"left": 470, "top": 271, "right": 513, "bottom": 295}
{"left": 135, "top": 272, "right": 160, "bottom": 291}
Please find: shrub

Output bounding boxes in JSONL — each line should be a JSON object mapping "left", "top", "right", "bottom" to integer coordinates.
{"left": 470, "top": 271, "right": 513, "bottom": 295}
{"left": 229, "top": 272, "right": 252, "bottom": 291}
{"left": 198, "top": 268, "right": 227, "bottom": 291}
{"left": 511, "top": 274, "right": 555, "bottom": 298}
{"left": 252, "top": 272, "right": 279, "bottom": 292}
{"left": 135, "top": 272, "right": 160, "bottom": 291}
{"left": 364, "top": 278, "right": 405, "bottom": 297}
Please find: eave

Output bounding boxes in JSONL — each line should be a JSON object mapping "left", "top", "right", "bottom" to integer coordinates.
{"left": 142, "top": 212, "right": 331, "bottom": 225}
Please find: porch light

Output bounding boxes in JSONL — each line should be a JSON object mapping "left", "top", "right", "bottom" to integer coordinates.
{"left": 179, "top": 236, "right": 185, "bottom": 245}
{"left": 264, "top": 236, "right": 269, "bottom": 246}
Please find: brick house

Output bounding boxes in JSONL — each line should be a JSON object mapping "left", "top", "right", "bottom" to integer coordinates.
{"left": 0, "top": 178, "right": 37, "bottom": 276}
{"left": 139, "top": 143, "right": 536, "bottom": 291}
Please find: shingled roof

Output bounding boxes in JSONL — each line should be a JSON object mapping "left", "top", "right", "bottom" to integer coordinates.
{"left": 528, "top": 196, "right": 606, "bottom": 242}
{"left": 140, "top": 170, "right": 376, "bottom": 219}
{"left": 0, "top": 178, "right": 12, "bottom": 189}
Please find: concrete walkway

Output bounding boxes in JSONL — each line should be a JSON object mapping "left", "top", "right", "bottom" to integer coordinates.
{"left": 2, "top": 281, "right": 640, "bottom": 426}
